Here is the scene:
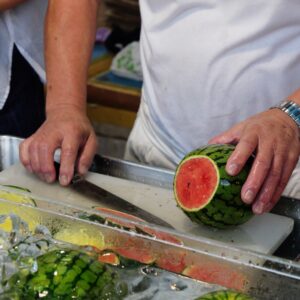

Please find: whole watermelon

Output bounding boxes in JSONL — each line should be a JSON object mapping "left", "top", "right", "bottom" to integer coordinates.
{"left": 7, "top": 249, "right": 128, "bottom": 299}
{"left": 174, "top": 144, "right": 253, "bottom": 229}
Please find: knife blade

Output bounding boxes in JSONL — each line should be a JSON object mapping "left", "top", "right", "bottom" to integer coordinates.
{"left": 54, "top": 162, "right": 174, "bottom": 229}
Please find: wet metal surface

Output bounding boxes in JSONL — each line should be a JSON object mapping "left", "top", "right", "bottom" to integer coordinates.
{"left": 0, "top": 135, "right": 299, "bottom": 261}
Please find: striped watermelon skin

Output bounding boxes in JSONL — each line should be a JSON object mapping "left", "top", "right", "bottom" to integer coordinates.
{"left": 9, "top": 249, "right": 128, "bottom": 299}
{"left": 175, "top": 144, "right": 253, "bottom": 229}
{"left": 196, "top": 290, "right": 253, "bottom": 299}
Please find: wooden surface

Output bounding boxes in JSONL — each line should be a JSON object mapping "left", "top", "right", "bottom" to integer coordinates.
{"left": 87, "top": 81, "right": 140, "bottom": 112}
{"left": 88, "top": 54, "right": 113, "bottom": 78}
{"left": 87, "top": 103, "right": 136, "bottom": 128}
{"left": 87, "top": 52, "right": 141, "bottom": 112}
{"left": 87, "top": 49, "right": 138, "bottom": 158}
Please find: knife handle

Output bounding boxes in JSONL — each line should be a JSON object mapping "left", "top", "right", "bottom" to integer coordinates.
{"left": 53, "top": 161, "right": 82, "bottom": 184}
{"left": 89, "top": 154, "right": 105, "bottom": 173}
{"left": 53, "top": 161, "right": 60, "bottom": 180}
{"left": 54, "top": 153, "right": 105, "bottom": 175}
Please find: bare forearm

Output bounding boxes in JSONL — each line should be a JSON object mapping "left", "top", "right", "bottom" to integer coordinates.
{"left": 0, "top": 0, "right": 27, "bottom": 11}
{"left": 45, "top": 0, "right": 99, "bottom": 113}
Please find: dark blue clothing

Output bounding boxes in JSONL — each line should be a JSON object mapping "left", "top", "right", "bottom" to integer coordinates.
{"left": 0, "top": 46, "right": 45, "bottom": 138}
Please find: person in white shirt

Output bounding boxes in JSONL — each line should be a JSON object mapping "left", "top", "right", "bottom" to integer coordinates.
{"left": 15, "top": 1, "right": 300, "bottom": 215}
{"left": 1, "top": 0, "right": 98, "bottom": 186}
{"left": 124, "top": 1, "right": 300, "bottom": 215}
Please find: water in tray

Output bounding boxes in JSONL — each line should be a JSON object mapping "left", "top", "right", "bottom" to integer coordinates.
{"left": 0, "top": 214, "right": 222, "bottom": 299}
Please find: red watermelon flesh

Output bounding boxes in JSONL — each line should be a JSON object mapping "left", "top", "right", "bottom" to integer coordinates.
{"left": 175, "top": 156, "right": 219, "bottom": 211}
{"left": 95, "top": 207, "right": 146, "bottom": 230}
{"left": 110, "top": 235, "right": 156, "bottom": 265}
{"left": 155, "top": 250, "right": 186, "bottom": 274}
{"left": 95, "top": 207, "right": 182, "bottom": 245}
{"left": 113, "top": 246, "right": 156, "bottom": 265}
{"left": 136, "top": 225, "right": 182, "bottom": 245}
{"left": 98, "top": 251, "right": 120, "bottom": 266}
{"left": 183, "top": 263, "right": 248, "bottom": 292}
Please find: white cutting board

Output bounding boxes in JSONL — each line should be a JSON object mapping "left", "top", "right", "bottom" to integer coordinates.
{"left": 0, "top": 163, "right": 294, "bottom": 255}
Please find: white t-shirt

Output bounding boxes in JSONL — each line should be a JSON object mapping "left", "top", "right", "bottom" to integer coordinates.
{"left": 132, "top": 0, "right": 300, "bottom": 165}
{"left": 0, "top": 0, "right": 47, "bottom": 109}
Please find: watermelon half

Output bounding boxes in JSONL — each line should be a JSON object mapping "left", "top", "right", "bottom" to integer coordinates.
{"left": 174, "top": 144, "right": 253, "bottom": 229}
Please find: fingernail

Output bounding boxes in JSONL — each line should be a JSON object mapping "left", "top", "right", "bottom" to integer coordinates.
{"left": 244, "top": 189, "right": 254, "bottom": 204}
{"left": 253, "top": 202, "right": 264, "bottom": 214}
{"left": 59, "top": 175, "right": 69, "bottom": 186}
{"left": 45, "top": 174, "right": 53, "bottom": 183}
{"left": 227, "top": 163, "right": 238, "bottom": 175}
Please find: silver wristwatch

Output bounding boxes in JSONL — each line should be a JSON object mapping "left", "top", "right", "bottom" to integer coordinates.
{"left": 272, "top": 100, "right": 300, "bottom": 129}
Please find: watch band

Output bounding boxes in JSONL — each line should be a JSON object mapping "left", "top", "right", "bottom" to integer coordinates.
{"left": 272, "top": 100, "right": 300, "bottom": 129}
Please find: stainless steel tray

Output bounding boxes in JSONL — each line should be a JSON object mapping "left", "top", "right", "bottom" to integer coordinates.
{"left": 2, "top": 135, "right": 298, "bottom": 261}
{"left": 0, "top": 135, "right": 300, "bottom": 299}
{"left": 0, "top": 191, "right": 300, "bottom": 300}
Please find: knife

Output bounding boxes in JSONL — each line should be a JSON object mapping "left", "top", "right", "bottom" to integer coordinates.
{"left": 54, "top": 161, "right": 174, "bottom": 229}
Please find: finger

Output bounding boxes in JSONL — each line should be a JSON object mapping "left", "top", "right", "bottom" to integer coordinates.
{"left": 226, "top": 132, "right": 258, "bottom": 176}
{"left": 38, "top": 137, "right": 60, "bottom": 183}
{"left": 59, "top": 137, "right": 80, "bottom": 186}
{"left": 28, "top": 140, "right": 42, "bottom": 177}
{"left": 19, "top": 138, "right": 33, "bottom": 173}
{"left": 240, "top": 140, "right": 273, "bottom": 204}
{"left": 77, "top": 133, "right": 98, "bottom": 175}
{"left": 252, "top": 150, "right": 284, "bottom": 214}
{"left": 208, "top": 128, "right": 240, "bottom": 145}
{"left": 263, "top": 150, "right": 299, "bottom": 212}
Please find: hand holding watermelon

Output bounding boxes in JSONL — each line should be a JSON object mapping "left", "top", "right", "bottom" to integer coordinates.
{"left": 209, "top": 109, "right": 300, "bottom": 215}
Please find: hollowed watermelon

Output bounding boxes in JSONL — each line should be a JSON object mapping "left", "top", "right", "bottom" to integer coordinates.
{"left": 174, "top": 144, "right": 253, "bottom": 229}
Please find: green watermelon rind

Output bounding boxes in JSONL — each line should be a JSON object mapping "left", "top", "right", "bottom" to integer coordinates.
{"left": 174, "top": 144, "right": 253, "bottom": 229}
{"left": 8, "top": 249, "right": 128, "bottom": 299}
{"left": 195, "top": 289, "right": 253, "bottom": 300}
{"left": 1, "top": 184, "right": 31, "bottom": 193}
{"left": 174, "top": 154, "right": 220, "bottom": 212}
